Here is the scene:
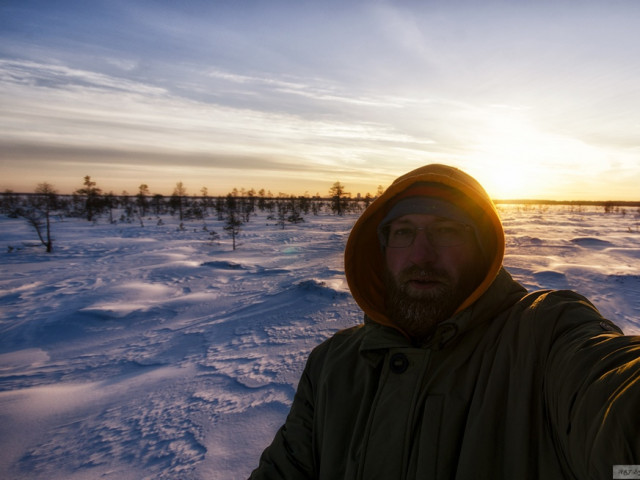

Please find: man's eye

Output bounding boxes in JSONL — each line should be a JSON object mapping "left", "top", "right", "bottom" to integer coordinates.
{"left": 392, "top": 227, "right": 414, "bottom": 237}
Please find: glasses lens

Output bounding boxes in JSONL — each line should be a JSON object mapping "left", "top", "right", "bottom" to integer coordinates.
{"left": 384, "top": 221, "right": 469, "bottom": 248}
{"left": 430, "top": 222, "right": 469, "bottom": 246}
{"left": 386, "top": 225, "right": 415, "bottom": 248}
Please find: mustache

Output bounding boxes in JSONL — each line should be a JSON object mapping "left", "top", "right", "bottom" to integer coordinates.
{"left": 397, "top": 265, "right": 450, "bottom": 283}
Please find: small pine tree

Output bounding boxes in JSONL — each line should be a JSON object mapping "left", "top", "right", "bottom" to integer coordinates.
{"left": 75, "top": 175, "right": 102, "bottom": 222}
{"left": 15, "top": 183, "right": 57, "bottom": 253}
{"left": 103, "top": 191, "right": 117, "bottom": 224}
{"left": 152, "top": 194, "right": 165, "bottom": 216}
{"left": 200, "top": 187, "right": 210, "bottom": 217}
{"left": 276, "top": 201, "right": 288, "bottom": 229}
{"left": 329, "top": 181, "right": 350, "bottom": 216}
{"left": 136, "top": 184, "right": 150, "bottom": 217}
{"left": 288, "top": 209, "right": 304, "bottom": 225}
{"left": 224, "top": 211, "right": 242, "bottom": 250}
{"left": 171, "top": 182, "right": 187, "bottom": 221}
{"left": 215, "top": 197, "right": 225, "bottom": 221}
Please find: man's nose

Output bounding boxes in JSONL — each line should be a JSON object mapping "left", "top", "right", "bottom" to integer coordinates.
{"left": 408, "top": 229, "right": 438, "bottom": 264}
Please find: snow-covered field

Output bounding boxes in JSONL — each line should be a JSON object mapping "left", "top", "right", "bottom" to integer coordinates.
{"left": 1, "top": 205, "right": 639, "bottom": 479}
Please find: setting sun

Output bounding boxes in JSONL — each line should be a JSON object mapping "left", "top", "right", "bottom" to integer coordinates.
{"left": 466, "top": 110, "right": 604, "bottom": 200}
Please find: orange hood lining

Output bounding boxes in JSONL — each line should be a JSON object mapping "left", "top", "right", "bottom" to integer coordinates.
{"left": 343, "top": 164, "right": 505, "bottom": 332}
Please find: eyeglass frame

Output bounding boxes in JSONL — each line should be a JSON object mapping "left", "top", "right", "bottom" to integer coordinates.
{"left": 381, "top": 219, "right": 473, "bottom": 249}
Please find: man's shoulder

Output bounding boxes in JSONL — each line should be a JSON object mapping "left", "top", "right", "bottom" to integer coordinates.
{"left": 504, "top": 288, "right": 623, "bottom": 339}
{"left": 516, "top": 289, "right": 604, "bottom": 319}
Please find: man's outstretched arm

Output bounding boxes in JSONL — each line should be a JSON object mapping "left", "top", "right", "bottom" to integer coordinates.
{"left": 542, "top": 291, "right": 640, "bottom": 479}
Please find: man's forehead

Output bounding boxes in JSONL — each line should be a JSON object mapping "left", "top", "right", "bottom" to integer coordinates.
{"left": 389, "top": 214, "right": 456, "bottom": 225}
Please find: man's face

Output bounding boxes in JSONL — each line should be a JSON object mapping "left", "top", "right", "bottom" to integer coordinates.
{"left": 383, "top": 213, "right": 486, "bottom": 343}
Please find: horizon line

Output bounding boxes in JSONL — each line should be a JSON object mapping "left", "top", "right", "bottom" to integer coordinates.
{"left": 2, "top": 191, "right": 640, "bottom": 207}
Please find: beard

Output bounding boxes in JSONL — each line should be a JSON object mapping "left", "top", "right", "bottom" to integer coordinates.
{"left": 384, "top": 263, "right": 484, "bottom": 344}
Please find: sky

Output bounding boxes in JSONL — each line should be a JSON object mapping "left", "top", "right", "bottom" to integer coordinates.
{"left": 1, "top": 0, "right": 640, "bottom": 200}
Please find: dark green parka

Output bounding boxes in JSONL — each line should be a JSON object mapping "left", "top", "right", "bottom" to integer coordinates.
{"left": 251, "top": 165, "right": 640, "bottom": 479}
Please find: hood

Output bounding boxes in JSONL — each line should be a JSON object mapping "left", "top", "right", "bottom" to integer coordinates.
{"left": 344, "top": 164, "right": 505, "bottom": 330}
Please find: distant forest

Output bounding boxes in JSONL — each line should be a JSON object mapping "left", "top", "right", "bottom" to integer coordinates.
{"left": 1, "top": 176, "right": 372, "bottom": 253}
{"left": 1, "top": 176, "right": 371, "bottom": 220}
{"left": 2, "top": 175, "right": 639, "bottom": 254}
{"left": 493, "top": 199, "right": 640, "bottom": 207}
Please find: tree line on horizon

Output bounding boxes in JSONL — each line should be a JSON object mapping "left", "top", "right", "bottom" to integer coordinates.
{"left": 1, "top": 176, "right": 381, "bottom": 253}
{"left": 3, "top": 175, "right": 638, "bottom": 254}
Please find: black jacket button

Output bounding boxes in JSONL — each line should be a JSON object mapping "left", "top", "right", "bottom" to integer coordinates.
{"left": 389, "top": 353, "right": 409, "bottom": 374}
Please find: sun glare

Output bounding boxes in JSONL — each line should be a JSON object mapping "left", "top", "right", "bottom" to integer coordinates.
{"left": 467, "top": 111, "right": 579, "bottom": 200}
{"left": 485, "top": 166, "right": 530, "bottom": 200}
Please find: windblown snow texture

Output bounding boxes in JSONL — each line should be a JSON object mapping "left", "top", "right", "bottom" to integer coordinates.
{"left": 1, "top": 206, "right": 639, "bottom": 479}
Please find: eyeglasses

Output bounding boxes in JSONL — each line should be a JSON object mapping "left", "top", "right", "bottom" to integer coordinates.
{"left": 382, "top": 220, "right": 472, "bottom": 248}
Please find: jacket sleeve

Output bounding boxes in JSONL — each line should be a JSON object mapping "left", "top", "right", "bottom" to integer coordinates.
{"left": 540, "top": 291, "right": 640, "bottom": 479}
{"left": 249, "top": 350, "right": 318, "bottom": 479}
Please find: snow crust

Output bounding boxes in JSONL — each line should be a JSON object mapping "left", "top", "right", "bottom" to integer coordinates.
{"left": 1, "top": 205, "right": 639, "bottom": 479}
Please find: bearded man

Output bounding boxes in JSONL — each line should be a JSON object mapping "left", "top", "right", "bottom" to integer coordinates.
{"left": 251, "top": 164, "right": 640, "bottom": 479}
